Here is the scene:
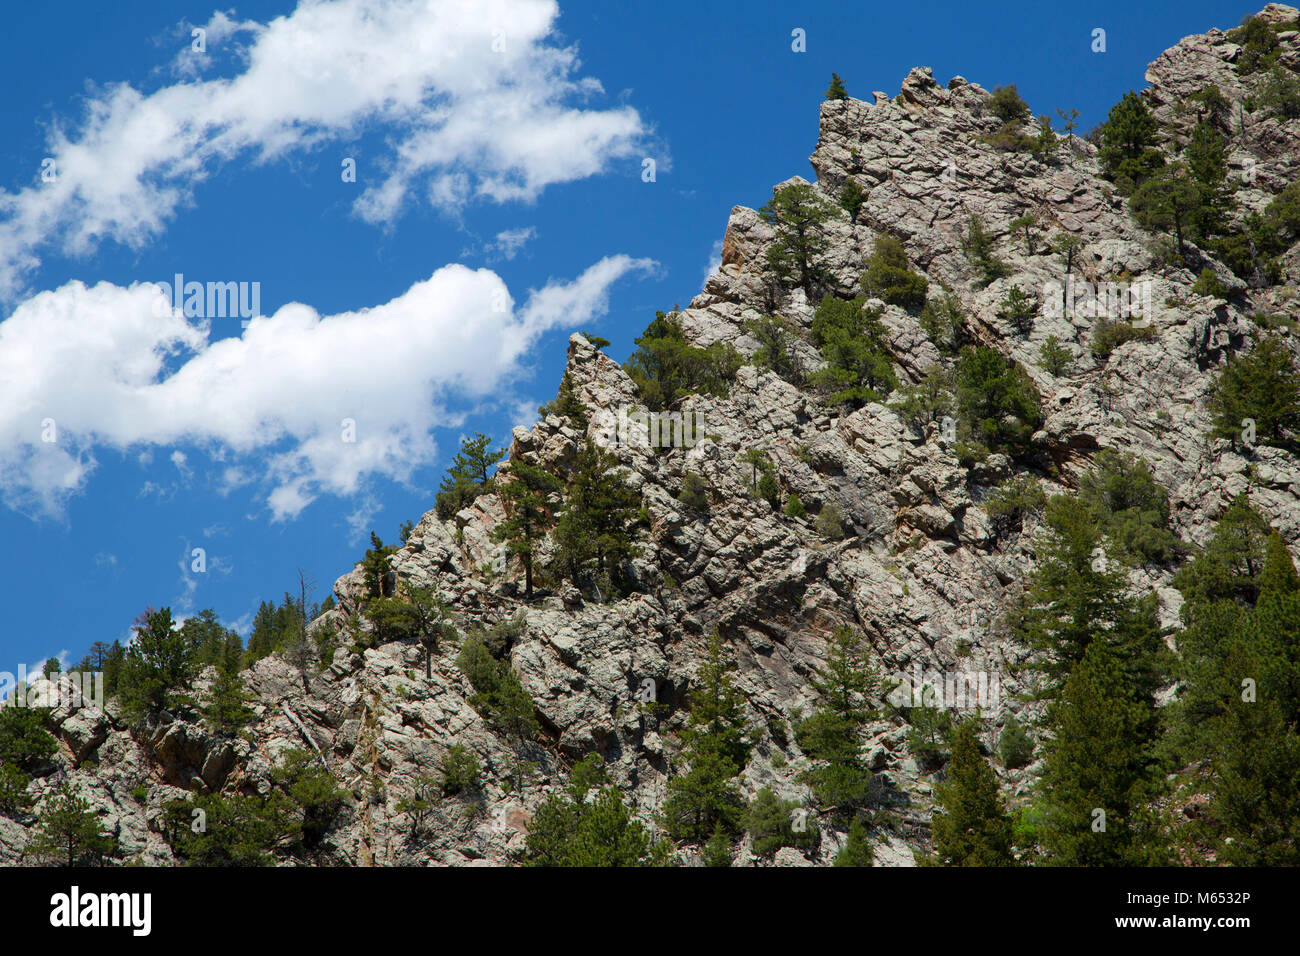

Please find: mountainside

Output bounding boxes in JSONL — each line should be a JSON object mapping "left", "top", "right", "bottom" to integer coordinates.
{"left": 6, "top": 5, "right": 1300, "bottom": 867}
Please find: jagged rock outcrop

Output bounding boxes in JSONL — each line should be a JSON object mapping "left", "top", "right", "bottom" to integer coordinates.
{"left": 5, "top": 7, "right": 1299, "bottom": 867}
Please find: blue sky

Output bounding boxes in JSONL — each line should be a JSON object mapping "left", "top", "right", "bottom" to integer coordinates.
{"left": 0, "top": 0, "right": 1251, "bottom": 671}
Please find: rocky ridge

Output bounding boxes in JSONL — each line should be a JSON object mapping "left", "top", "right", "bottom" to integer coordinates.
{"left": 4, "top": 6, "right": 1299, "bottom": 867}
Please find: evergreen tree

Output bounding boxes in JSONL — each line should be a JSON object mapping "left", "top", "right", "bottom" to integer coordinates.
{"left": 26, "top": 784, "right": 117, "bottom": 866}
{"left": 998, "top": 713, "right": 1036, "bottom": 770}
{"left": 701, "top": 823, "right": 734, "bottom": 867}
{"left": 623, "top": 311, "right": 742, "bottom": 410}
{"left": 0, "top": 705, "right": 57, "bottom": 774}
{"left": 1015, "top": 494, "right": 1165, "bottom": 695}
{"left": 1075, "top": 449, "right": 1181, "bottom": 566}
{"left": 746, "top": 787, "right": 817, "bottom": 858}
{"left": 1097, "top": 90, "right": 1164, "bottom": 192}
{"left": 760, "top": 183, "right": 836, "bottom": 296}
{"left": 166, "top": 790, "right": 292, "bottom": 866}
{"left": 1207, "top": 334, "right": 1300, "bottom": 449}
{"left": 118, "top": 607, "right": 194, "bottom": 720}
{"left": 861, "top": 235, "right": 928, "bottom": 310}
{"left": 538, "top": 372, "right": 590, "bottom": 429}
{"left": 1130, "top": 163, "right": 1200, "bottom": 253}
{"left": 491, "top": 460, "right": 561, "bottom": 598}
{"left": 526, "top": 755, "right": 669, "bottom": 866}
{"left": 661, "top": 633, "right": 752, "bottom": 843}
{"left": 551, "top": 441, "right": 640, "bottom": 597}
{"left": 360, "top": 532, "right": 397, "bottom": 599}
{"left": 455, "top": 631, "right": 540, "bottom": 742}
{"left": 1173, "top": 494, "right": 1270, "bottom": 613}
{"left": 795, "top": 626, "right": 880, "bottom": 815}
{"left": 932, "top": 719, "right": 1015, "bottom": 866}
{"left": 808, "top": 296, "right": 898, "bottom": 408}
{"left": 988, "top": 84, "right": 1030, "bottom": 123}
{"left": 435, "top": 433, "right": 506, "bottom": 520}
{"left": 824, "top": 73, "right": 848, "bottom": 101}
{"left": 839, "top": 179, "right": 867, "bottom": 219}
{"left": 1008, "top": 213, "right": 1039, "bottom": 256}
{"left": 272, "top": 749, "right": 347, "bottom": 859}
{"left": 1040, "top": 639, "right": 1168, "bottom": 866}
{"left": 954, "top": 346, "right": 1041, "bottom": 457}
{"left": 1184, "top": 120, "right": 1232, "bottom": 237}
{"left": 833, "top": 814, "right": 875, "bottom": 866}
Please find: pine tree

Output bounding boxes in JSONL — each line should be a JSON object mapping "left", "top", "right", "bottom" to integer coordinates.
{"left": 795, "top": 626, "right": 880, "bottom": 815}
{"left": 824, "top": 73, "right": 849, "bottom": 101}
{"left": 1184, "top": 120, "right": 1231, "bottom": 237}
{"left": 661, "top": 633, "right": 751, "bottom": 843}
{"left": 491, "top": 460, "right": 561, "bottom": 598}
{"left": 551, "top": 441, "right": 640, "bottom": 597}
{"left": 435, "top": 433, "right": 506, "bottom": 520}
{"left": 527, "top": 756, "right": 669, "bottom": 866}
{"left": 701, "top": 823, "right": 734, "bottom": 866}
{"left": 932, "top": 720, "right": 1015, "bottom": 866}
{"left": 760, "top": 183, "right": 836, "bottom": 296}
{"left": 1098, "top": 90, "right": 1164, "bottom": 192}
{"left": 1207, "top": 334, "right": 1300, "bottom": 449}
{"left": 26, "top": 784, "right": 117, "bottom": 866}
{"left": 833, "top": 815, "right": 875, "bottom": 866}
{"left": 1131, "top": 163, "right": 1200, "bottom": 253}
{"left": 809, "top": 296, "right": 897, "bottom": 408}
{"left": 118, "top": 607, "right": 194, "bottom": 720}
{"left": 1039, "top": 639, "right": 1168, "bottom": 866}
{"left": 538, "top": 372, "right": 590, "bottom": 429}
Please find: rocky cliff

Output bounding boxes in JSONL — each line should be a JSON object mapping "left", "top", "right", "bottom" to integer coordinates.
{"left": 5, "top": 5, "right": 1300, "bottom": 867}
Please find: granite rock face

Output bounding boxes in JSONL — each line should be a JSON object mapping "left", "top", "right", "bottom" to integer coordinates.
{"left": 5, "top": 8, "right": 1299, "bottom": 867}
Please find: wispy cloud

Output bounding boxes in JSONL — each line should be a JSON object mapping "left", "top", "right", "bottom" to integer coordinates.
{"left": 0, "top": 0, "right": 646, "bottom": 298}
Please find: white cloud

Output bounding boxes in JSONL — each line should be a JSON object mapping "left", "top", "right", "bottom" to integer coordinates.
{"left": 0, "top": 255, "right": 655, "bottom": 518}
{"left": 0, "top": 0, "right": 646, "bottom": 297}
{"left": 487, "top": 226, "right": 537, "bottom": 261}
{"left": 703, "top": 239, "right": 723, "bottom": 284}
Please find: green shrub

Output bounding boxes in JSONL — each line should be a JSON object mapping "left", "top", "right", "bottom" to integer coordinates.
{"left": 999, "top": 713, "right": 1036, "bottom": 769}
{"left": 987, "top": 84, "right": 1030, "bottom": 123}
{"left": 746, "top": 787, "right": 817, "bottom": 858}
{"left": 814, "top": 503, "right": 846, "bottom": 539}
{"left": 1039, "top": 335, "right": 1072, "bottom": 376}
{"left": 678, "top": 473, "right": 711, "bottom": 512}
{"left": 998, "top": 284, "right": 1035, "bottom": 336}
{"left": 862, "top": 235, "right": 928, "bottom": 310}
{"left": 839, "top": 178, "right": 867, "bottom": 219}
{"left": 1091, "top": 319, "right": 1156, "bottom": 360}
{"left": 785, "top": 494, "right": 806, "bottom": 519}
{"left": 624, "top": 312, "right": 743, "bottom": 410}
{"left": 1192, "top": 268, "right": 1228, "bottom": 299}
{"left": 439, "top": 744, "right": 481, "bottom": 796}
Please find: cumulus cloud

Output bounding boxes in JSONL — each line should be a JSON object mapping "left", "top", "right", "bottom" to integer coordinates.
{"left": 0, "top": 255, "right": 655, "bottom": 519}
{"left": 0, "top": 0, "right": 646, "bottom": 297}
